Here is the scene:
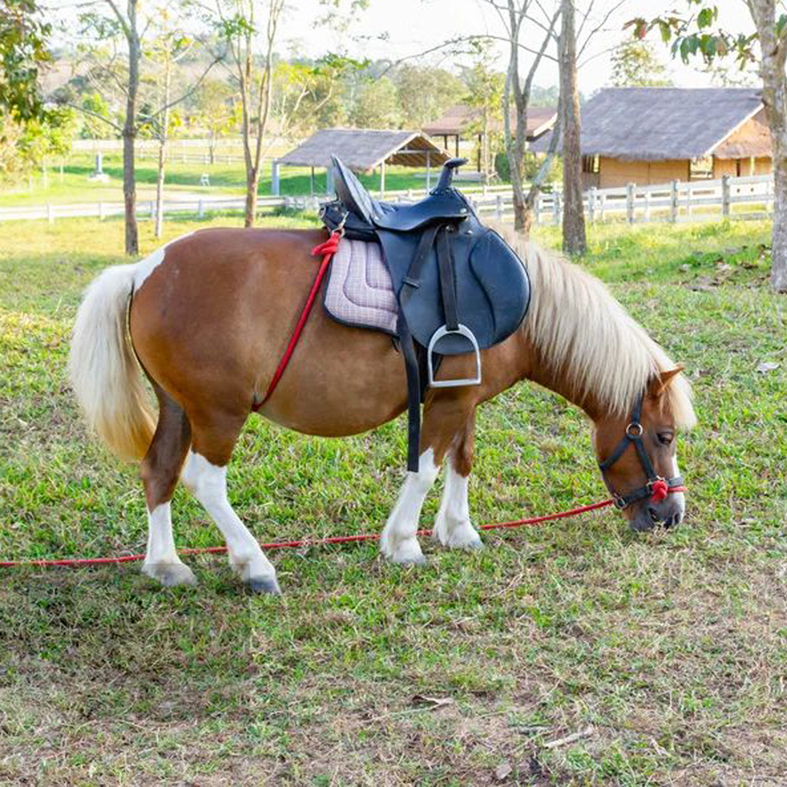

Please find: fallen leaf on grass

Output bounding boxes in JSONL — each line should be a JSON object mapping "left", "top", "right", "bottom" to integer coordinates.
{"left": 494, "top": 762, "right": 512, "bottom": 781}
{"left": 410, "top": 694, "right": 454, "bottom": 710}
{"left": 756, "top": 362, "right": 780, "bottom": 373}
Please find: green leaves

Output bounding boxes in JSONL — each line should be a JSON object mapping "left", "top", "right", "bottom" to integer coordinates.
{"left": 0, "top": 0, "right": 52, "bottom": 121}
{"left": 630, "top": 3, "right": 758, "bottom": 70}
{"left": 696, "top": 7, "right": 717, "bottom": 30}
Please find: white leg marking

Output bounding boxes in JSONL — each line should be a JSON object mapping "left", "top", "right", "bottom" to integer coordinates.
{"left": 142, "top": 503, "right": 197, "bottom": 587}
{"left": 434, "top": 459, "right": 482, "bottom": 549}
{"left": 380, "top": 449, "right": 440, "bottom": 564}
{"left": 183, "top": 451, "right": 279, "bottom": 592}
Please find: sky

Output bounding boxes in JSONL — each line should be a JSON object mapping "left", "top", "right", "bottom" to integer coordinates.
{"left": 276, "top": 0, "right": 760, "bottom": 93}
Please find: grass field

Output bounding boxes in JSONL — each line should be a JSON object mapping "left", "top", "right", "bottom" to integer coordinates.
{"left": 0, "top": 216, "right": 785, "bottom": 786}
{"left": 0, "top": 153, "right": 432, "bottom": 207}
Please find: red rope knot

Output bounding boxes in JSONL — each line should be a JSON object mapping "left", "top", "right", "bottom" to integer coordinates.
{"left": 312, "top": 230, "right": 342, "bottom": 258}
{"left": 650, "top": 479, "right": 669, "bottom": 503}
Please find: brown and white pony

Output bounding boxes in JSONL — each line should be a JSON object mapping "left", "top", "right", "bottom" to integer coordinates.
{"left": 69, "top": 226, "right": 696, "bottom": 594}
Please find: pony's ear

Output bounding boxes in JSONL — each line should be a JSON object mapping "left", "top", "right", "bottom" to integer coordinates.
{"left": 649, "top": 366, "right": 685, "bottom": 398}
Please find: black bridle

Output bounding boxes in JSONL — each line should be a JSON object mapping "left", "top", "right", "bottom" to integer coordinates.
{"left": 598, "top": 395, "right": 685, "bottom": 510}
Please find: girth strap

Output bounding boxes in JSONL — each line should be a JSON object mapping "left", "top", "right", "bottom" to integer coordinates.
{"left": 397, "top": 313, "right": 422, "bottom": 472}
{"left": 396, "top": 221, "right": 461, "bottom": 472}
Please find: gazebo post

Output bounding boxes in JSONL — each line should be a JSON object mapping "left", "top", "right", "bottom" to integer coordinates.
{"left": 426, "top": 151, "right": 431, "bottom": 192}
{"left": 326, "top": 165, "right": 334, "bottom": 196}
{"left": 455, "top": 134, "right": 459, "bottom": 158}
{"left": 271, "top": 159, "right": 280, "bottom": 196}
{"left": 380, "top": 159, "right": 386, "bottom": 198}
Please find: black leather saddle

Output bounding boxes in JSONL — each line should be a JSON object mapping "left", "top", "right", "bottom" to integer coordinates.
{"left": 321, "top": 156, "right": 531, "bottom": 470}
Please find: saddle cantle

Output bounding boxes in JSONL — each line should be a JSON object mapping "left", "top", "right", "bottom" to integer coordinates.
{"left": 321, "top": 156, "right": 532, "bottom": 470}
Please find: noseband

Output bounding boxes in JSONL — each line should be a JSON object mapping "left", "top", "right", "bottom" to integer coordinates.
{"left": 598, "top": 395, "right": 686, "bottom": 510}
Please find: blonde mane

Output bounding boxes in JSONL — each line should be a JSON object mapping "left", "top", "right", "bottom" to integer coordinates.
{"left": 497, "top": 227, "right": 696, "bottom": 428}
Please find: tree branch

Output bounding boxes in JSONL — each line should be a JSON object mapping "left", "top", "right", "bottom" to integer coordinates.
{"left": 64, "top": 101, "right": 123, "bottom": 132}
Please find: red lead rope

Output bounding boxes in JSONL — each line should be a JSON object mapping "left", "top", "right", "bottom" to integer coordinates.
{"left": 252, "top": 230, "right": 342, "bottom": 411}
{"left": 0, "top": 486, "right": 686, "bottom": 568}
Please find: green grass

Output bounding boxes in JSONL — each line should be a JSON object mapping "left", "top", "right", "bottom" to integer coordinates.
{"left": 1, "top": 217, "right": 785, "bottom": 786}
{"left": 0, "top": 152, "right": 432, "bottom": 207}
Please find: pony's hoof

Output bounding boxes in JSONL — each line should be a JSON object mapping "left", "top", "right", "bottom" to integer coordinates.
{"left": 391, "top": 554, "right": 428, "bottom": 566}
{"left": 248, "top": 577, "right": 281, "bottom": 595}
{"left": 142, "top": 561, "right": 197, "bottom": 587}
{"left": 464, "top": 538, "right": 484, "bottom": 550}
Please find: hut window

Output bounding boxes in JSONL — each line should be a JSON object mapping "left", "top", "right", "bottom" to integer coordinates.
{"left": 690, "top": 156, "right": 713, "bottom": 180}
{"left": 582, "top": 155, "right": 599, "bottom": 174}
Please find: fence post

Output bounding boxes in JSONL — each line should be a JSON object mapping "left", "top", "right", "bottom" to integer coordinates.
{"left": 599, "top": 192, "right": 606, "bottom": 222}
{"left": 722, "top": 175, "right": 730, "bottom": 218}
{"left": 534, "top": 192, "right": 541, "bottom": 225}
{"left": 149, "top": 201, "right": 155, "bottom": 219}
{"left": 670, "top": 180, "right": 678, "bottom": 223}
{"left": 686, "top": 182, "right": 693, "bottom": 219}
{"left": 644, "top": 189, "right": 651, "bottom": 222}
{"left": 47, "top": 203, "right": 54, "bottom": 225}
{"left": 589, "top": 187, "right": 597, "bottom": 223}
{"left": 553, "top": 190, "right": 561, "bottom": 225}
{"left": 496, "top": 194, "right": 504, "bottom": 220}
{"left": 198, "top": 199, "right": 204, "bottom": 219}
{"left": 626, "top": 182, "right": 635, "bottom": 225}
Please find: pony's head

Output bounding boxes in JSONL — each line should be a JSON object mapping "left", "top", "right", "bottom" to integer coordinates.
{"left": 592, "top": 367, "right": 694, "bottom": 531}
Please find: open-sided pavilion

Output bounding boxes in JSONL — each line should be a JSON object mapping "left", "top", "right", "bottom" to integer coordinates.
{"left": 273, "top": 128, "right": 450, "bottom": 196}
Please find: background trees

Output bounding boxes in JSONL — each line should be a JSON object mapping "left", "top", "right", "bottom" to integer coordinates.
{"left": 632, "top": 0, "right": 787, "bottom": 291}
{"left": 215, "top": 0, "right": 284, "bottom": 228}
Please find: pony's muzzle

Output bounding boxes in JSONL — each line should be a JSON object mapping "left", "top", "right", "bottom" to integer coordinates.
{"left": 630, "top": 495, "right": 685, "bottom": 532}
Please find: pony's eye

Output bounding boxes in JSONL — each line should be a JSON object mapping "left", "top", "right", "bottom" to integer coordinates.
{"left": 656, "top": 432, "right": 674, "bottom": 446}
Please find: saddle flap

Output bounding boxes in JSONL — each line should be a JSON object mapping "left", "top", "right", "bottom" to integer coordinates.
{"left": 393, "top": 227, "right": 531, "bottom": 355}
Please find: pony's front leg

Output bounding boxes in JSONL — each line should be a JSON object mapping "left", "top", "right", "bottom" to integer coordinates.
{"left": 432, "top": 411, "right": 483, "bottom": 550}
{"left": 380, "top": 449, "right": 440, "bottom": 564}
{"left": 433, "top": 458, "right": 482, "bottom": 550}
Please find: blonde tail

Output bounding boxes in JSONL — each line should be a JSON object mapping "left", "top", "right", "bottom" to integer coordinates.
{"left": 68, "top": 264, "right": 155, "bottom": 460}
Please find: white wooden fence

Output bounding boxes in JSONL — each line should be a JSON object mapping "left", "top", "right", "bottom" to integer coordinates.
{"left": 0, "top": 174, "right": 775, "bottom": 226}
{"left": 468, "top": 174, "right": 776, "bottom": 226}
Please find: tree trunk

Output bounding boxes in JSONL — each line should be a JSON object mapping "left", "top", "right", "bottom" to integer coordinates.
{"left": 748, "top": 0, "right": 787, "bottom": 292}
{"left": 154, "top": 65, "right": 171, "bottom": 240}
{"left": 122, "top": 0, "right": 140, "bottom": 256}
{"left": 155, "top": 136, "right": 166, "bottom": 238}
{"left": 560, "top": 0, "right": 586, "bottom": 256}
{"left": 245, "top": 167, "right": 259, "bottom": 227}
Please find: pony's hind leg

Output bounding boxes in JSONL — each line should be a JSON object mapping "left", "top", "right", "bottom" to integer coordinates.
{"left": 181, "top": 412, "right": 280, "bottom": 595}
{"left": 140, "top": 385, "right": 196, "bottom": 587}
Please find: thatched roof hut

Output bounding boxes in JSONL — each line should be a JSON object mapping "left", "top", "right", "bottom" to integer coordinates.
{"left": 531, "top": 87, "right": 772, "bottom": 188}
